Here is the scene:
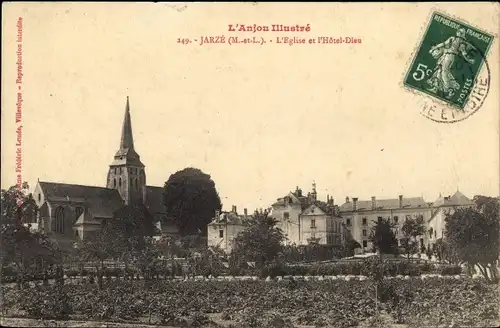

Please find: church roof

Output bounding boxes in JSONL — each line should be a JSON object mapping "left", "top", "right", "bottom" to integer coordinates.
{"left": 339, "top": 197, "right": 429, "bottom": 212}
{"left": 38, "top": 181, "right": 124, "bottom": 218}
{"left": 145, "top": 186, "right": 166, "bottom": 214}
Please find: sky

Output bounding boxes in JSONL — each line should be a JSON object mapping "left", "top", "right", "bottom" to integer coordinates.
{"left": 2, "top": 2, "right": 499, "bottom": 212}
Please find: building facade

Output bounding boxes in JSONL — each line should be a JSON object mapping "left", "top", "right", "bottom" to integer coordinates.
{"left": 207, "top": 206, "right": 252, "bottom": 253}
{"left": 426, "top": 191, "right": 474, "bottom": 249}
{"left": 339, "top": 195, "right": 432, "bottom": 253}
{"left": 269, "top": 183, "right": 344, "bottom": 247}
{"left": 33, "top": 97, "right": 177, "bottom": 248}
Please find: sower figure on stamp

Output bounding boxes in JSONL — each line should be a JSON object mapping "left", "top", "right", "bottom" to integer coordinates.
{"left": 427, "top": 28, "right": 475, "bottom": 99}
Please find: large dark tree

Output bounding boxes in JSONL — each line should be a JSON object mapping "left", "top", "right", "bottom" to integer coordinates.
{"left": 163, "top": 168, "right": 222, "bottom": 236}
{"left": 444, "top": 195, "right": 499, "bottom": 282}
{"left": 369, "top": 218, "right": 398, "bottom": 255}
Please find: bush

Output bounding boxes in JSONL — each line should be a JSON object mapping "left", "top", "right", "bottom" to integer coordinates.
{"left": 20, "top": 285, "right": 72, "bottom": 319}
{"left": 439, "top": 265, "right": 462, "bottom": 275}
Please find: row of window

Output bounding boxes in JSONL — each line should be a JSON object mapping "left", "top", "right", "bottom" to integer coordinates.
{"left": 346, "top": 215, "right": 412, "bottom": 227}
{"left": 112, "top": 177, "right": 141, "bottom": 190}
{"left": 113, "top": 167, "right": 141, "bottom": 175}
{"left": 54, "top": 206, "right": 84, "bottom": 233}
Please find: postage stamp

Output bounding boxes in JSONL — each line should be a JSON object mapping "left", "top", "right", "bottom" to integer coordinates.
{"left": 404, "top": 11, "right": 494, "bottom": 123}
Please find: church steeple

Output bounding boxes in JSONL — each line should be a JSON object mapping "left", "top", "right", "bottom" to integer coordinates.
{"left": 120, "top": 96, "right": 135, "bottom": 151}
{"left": 106, "top": 97, "right": 146, "bottom": 205}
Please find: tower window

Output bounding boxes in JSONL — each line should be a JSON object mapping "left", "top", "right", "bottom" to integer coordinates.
{"left": 75, "top": 207, "right": 84, "bottom": 221}
{"left": 38, "top": 193, "right": 41, "bottom": 202}
{"left": 113, "top": 178, "right": 116, "bottom": 188}
{"left": 119, "top": 178, "right": 122, "bottom": 187}
{"left": 135, "top": 178, "right": 138, "bottom": 189}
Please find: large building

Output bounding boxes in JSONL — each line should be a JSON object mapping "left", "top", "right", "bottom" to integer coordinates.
{"left": 32, "top": 98, "right": 177, "bottom": 248}
{"left": 339, "top": 195, "right": 432, "bottom": 252}
{"left": 207, "top": 206, "right": 253, "bottom": 253}
{"left": 426, "top": 190, "right": 474, "bottom": 249}
{"left": 269, "top": 183, "right": 344, "bottom": 247}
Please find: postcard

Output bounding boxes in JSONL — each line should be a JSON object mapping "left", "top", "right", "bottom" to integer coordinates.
{"left": 1, "top": 2, "right": 499, "bottom": 328}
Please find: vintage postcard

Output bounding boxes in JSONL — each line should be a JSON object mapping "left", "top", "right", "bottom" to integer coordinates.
{"left": 1, "top": 2, "right": 499, "bottom": 328}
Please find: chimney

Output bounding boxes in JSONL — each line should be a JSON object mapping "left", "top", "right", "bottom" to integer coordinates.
{"left": 244, "top": 208, "right": 248, "bottom": 216}
{"left": 330, "top": 198, "right": 334, "bottom": 206}
{"left": 232, "top": 205, "right": 237, "bottom": 213}
{"left": 327, "top": 195, "right": 330, "bottom": 203}
{"left": 399, "top": 195, "right": 403, "bottom": 208}
{"left": 352, "top": 197, "right": 358, "bottom": 211}
{"left": 345, "top": 196, "right": 350, "bottom": 203}
{"left": 371, "top": 196, "right": 376, "bottom": 210}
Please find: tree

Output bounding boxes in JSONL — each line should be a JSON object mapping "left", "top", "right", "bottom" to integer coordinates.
{"left": 444, "top": 196, "right": 499, "bottom": 282}
{"left": 369, "top": 218, "right": 398, "bottom": 255}
{"left": 400, "top": 215, "right": 426, "bottom": 260}
{"left": 1, "top": 183, "right": 37, "bottom": 225}
{"left": 1, "top": 183, "right": 59, "bottom": 288}
{"left": 75, "top": 228, "right": 115, "bottom": 289}
{"left": 107, "top": 204, "right": 159, "bottom": 260}
{"left": 163, "top": 168, "right": 222, "bottom": 236}
{"left": 232, "top": 210, "right": 285, "bottom": 269}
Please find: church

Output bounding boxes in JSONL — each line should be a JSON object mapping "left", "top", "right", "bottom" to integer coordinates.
{"left": 33, "top": 97, "right": 178, "bottom": 248}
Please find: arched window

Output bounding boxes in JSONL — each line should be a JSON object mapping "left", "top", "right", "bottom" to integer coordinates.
{"left": 119, "top": 178, "right": 122, "bottom": 187}
{"left": 113, "top": 178, "right": 116, "bottom": 188}
{"left": 135, "top": 178, "right": 138, "bottom": 190}
{"left": 54, "top": 207, "right": 65, "bottom": 233}
{"left": 75, "top": 207, "right": 84, "bottom": 221}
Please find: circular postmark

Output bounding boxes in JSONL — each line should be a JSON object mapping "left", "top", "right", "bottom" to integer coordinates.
{"left": 418, "top": 40, "right": 491, "bottom": 123}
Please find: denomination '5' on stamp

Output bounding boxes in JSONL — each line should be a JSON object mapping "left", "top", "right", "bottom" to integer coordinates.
{"left": 404, "top": 12, "right": 494, "bottom": 111}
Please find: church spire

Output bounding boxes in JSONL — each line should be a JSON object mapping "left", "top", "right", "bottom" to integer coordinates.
{"left": 120, "top": 96, "right": 135, "bottom": 150}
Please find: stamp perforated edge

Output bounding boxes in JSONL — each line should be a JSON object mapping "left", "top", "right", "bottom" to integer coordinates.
{"left": 400, "top": 7, "right": 497, "bottom": 124}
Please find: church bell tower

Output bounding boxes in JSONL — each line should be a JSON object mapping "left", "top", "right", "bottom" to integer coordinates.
{"left": 106, "top": 97, "right": 146, "bottom": 205}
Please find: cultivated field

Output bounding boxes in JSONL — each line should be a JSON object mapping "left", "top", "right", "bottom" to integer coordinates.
{"left": 1, "top": 277, "right": 498, "bottom": 328}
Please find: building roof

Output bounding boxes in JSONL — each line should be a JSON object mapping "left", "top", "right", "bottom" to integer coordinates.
{"left": 145, "top": 186, "right": 166, "bottom": 214}
{"left": 208, "top": 211, "right": 253, "bottom": 226}
{"left": 74, "top": 209, "right": 101, "bottom": 226}
{"left": 431, "top": 190, "right": 473, "bottom": 207}
{"left": 38, "top": 181, "right": 124, "bottom": 218}
{"left": 302, "top": 200, "right": 340, "bottom": 217}
{"left": 271, "top": 190, "right": 311, "bottom": 210}
{"left": 339, "top": 197, "right": 429, "bottom": 212}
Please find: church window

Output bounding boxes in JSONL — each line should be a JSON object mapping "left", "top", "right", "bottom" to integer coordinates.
{"left": 55, "top": 207, "right": 65, "bottom": 233}
{"left": 38, "top": 193, "right": 41, "bottom": 202}
{"left": 75, "top": 207, "right": 84, "bottom": 221}
{"left": 114, "top": 167, "right": 117, "bottom": 174}
{"left": 119, "top": 178, "right": 122, "bottom": 187}
{"left": 135, "top": 178, "right": 138, "bottom": 189}
{"left": 113, "top": 178, "right": 116, "bottom": 188}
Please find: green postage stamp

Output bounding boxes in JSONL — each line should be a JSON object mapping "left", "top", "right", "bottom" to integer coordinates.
{"left": 404, "top": 12, "right": 494, "bottom": 123}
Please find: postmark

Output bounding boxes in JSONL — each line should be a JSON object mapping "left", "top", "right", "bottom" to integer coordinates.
{"left": 403, "top": 11, "right": 494, "bottom": 123}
